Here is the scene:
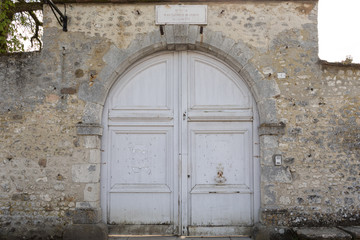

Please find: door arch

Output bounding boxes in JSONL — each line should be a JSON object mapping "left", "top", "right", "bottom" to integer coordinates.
{"left": 101, "top": 51, "right": 260, "bottom": 236}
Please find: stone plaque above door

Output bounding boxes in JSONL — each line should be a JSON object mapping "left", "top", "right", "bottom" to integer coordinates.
{"left": 156, "top": 5, "right": 207, "bottom": 25}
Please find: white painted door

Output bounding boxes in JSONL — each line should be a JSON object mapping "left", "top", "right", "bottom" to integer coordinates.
{"left": 103, "top": 51, "right": 258, "bottom": 236}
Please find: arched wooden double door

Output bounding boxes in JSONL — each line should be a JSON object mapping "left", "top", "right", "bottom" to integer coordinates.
{"left": 102, "top": 51, "right": 259, "bottom": 236}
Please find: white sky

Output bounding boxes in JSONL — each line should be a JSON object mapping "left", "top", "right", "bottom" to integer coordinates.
{"left": 319, "top": 0, "right": 360, "bottom": 63}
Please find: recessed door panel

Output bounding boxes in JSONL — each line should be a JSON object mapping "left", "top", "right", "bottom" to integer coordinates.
{"left": 109, "top": 193, "right": 171, "bottom": 224}
{"left": 108, "top": 127, "right": 174, "bottom": 226}
{"left": 110, "top": 58, "right": 173, "bottom": 110}
{"left": 190, "top": 125, "right": 251, "bottom": 187}
{"left": 191, "top": 193, "right": 252, "bottom": 225}
{"left": 109, "top": 129, "right": 170, "bottom": 185}
{"left": 188, "top": 122, "right": 253, "bottom": 233}
{"left": 189, "top": 55, "right": 251, "bottom": 110}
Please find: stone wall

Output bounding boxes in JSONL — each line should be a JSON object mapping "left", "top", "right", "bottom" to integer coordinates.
{"left": 263, "top": 62, "right": 360, "bottom": 227}
{"left": 1, "top": 1, "right": 360, "bottom": 239}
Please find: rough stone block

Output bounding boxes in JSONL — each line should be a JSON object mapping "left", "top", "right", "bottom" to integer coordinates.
{"left": 72, "top": 208, "right": 102, "bottom": 224}
{"left": 83, "top": 136, "right": 101, "bottom": 148}
{"left": 262, "top": 166, "right": 292, "bottom": 183}
{"left": 76, "top": 201, "right": 100, "bottom": 209}
{"left": 219, "top": 37, "right": 236, "bottom": 57}
{"left": 148, "top": 29, "right": 166, "bottom": 49}
{"left": 72, "top": 164, "right": 100, "bottom": 183}
{"left": 188, "top": 25, "right": 199, "bottom": 45}
{"left": 257, "top": 99, "right": 278, "bottom": 124}
{"left": 63, "top": 223, "right": 108, "bottom": 240}
{"left": 138, "top": 33, "right": 153, "bottom": 50}
{"left": 295, "top": 227, "right": 352, "bottom": 240}
{"left": 241, "top": 63, "right": 264, "bottom": 86}
{"left": 82, "top": 102, "right": 104, "bottom": 125}
{"left": 253, "top": 224, "right": 297, "bottom": 240}
{"left": 228, "top": 41, "right": 254, "bottom": 68}
{"left": 251, "top": 79, "right": 280, "bottom": 100}
{"left": 196, "top": 26, "right": 214, "bottom": 46}
{"left": 97, "top": 64, "right": 118, "bottom": 84}
{"left": 261, "top": 148, "right": 279, "bottom": 166}
{"left": 103, "top": 44, "right": 129, "bottom": 70}
{"left": 84, "top": 183, "right": 100, "bottom": 202}
{"left": 263, "top": 184, "right": 276, "bottom": 205}
{"left": 260, "top": 135, "right": 279, "bottom": 149}
{"left": 60, "top": 87, "right": 77, "bottom": 95}
{"left": 338, "top": 226, "right": 360, "bottom": 239}
{"left": 175, "top": 44, "right": 189, "bottom": 51}
{"left": 164, "top": 25, "right": 174, "bottom": 44}
{"left": 11, "top": 193, "right": 30, "bottom": 201}
{"left": 89, "top": 149, "right": 101, "bottom": 163}
{"left": 209, "top": 31, "right": 225, "bottom": 51}
{"left": 174, "top": 24, "right": 189, "bottom": 44}
{"left": 78, "top": 81, "right": 107, "bottom": 105}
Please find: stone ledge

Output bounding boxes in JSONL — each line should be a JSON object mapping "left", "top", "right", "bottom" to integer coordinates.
{"left": 295, "top": 227, "right": 352, "bottom": 240}
{"left": 259, "top": 122, "right": 286, "bottom": 136}
{"left": 76, "top": 123, "right": 103, "bottom": 136}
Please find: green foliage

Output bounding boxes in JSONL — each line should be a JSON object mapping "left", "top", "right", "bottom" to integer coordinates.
{"left": 0, "top": 0, "right": 43, "bottom": 53}
{"left": 0, "top": 0, "right": 16, "bottom": 53}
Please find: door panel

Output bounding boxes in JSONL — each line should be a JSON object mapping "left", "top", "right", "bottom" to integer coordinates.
{"left": 189, "top": 124, "right": 251, "bottom": 187}
{"left": 108, "top": 127, "right": 174, "bottom": 225}
{"left": 109, "top": 129, "right": 171, "bottom": 185}
{"left": 191, "top": 194, "right": 252, "bottom": 225}
{"left": 110, "top": 58, "right": 172, "bottom": 110}
{"left": 104, "top": 51, "right": 257, "bottom": 236}
{"left": 188, "top": 54, "right": 251, "bottom": 110}
{"left": 106, "top": 53, "right": 178, "bottom": 234}
{"left": 188, "top": 122, "right": 253, "bottom": 234}
{"left": 110, "top": 193, "right": 171, "bottom": 224}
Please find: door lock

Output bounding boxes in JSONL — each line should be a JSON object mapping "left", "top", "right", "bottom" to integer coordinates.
{"left": 183, "top": 111, "right": 187, "bottom": 120}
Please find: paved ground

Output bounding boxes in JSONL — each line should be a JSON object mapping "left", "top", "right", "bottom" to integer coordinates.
{"left": 109, "top": 237, "right": 251, "bottom": 240}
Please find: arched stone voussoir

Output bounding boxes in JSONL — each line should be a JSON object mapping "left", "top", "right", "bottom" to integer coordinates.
{"left": 79, "top": 26, "right": 281, "bottom": 127}
{"left": 239, "top": 64, "right": 280, "bottom": 103}
{"left": 226, "top": 41, "right": 255, "bottom": 70}
{"left": 78, "top": 80, "right": 107, "bottom": 106}
{"left": 251, "top": 78, "right": 281, "bottom": 103}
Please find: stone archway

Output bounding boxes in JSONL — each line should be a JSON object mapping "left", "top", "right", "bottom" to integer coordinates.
{"left": 74, "top": 25, "right": 284, "bottom": 234}
{"left": 78, "top": 25, "right": 280, "bottom": 126}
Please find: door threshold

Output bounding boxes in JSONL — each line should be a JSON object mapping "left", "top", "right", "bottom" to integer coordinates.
{"left": 181, "top": 236, "right": 250, "bottom": 238}
{"left": 109, "top": 235, "right": 173, "bottom": 238}
{"left": 108, "top": 235, "right": 250, "bottom": 238}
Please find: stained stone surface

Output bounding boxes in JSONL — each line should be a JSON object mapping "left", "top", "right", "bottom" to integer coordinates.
{"left": 1, "top": 1, "right": 360, "bottom": 239}
{"left": 338, "top": 226, "right": 360, "bottom": 239}
{"left": 295, "top": 227, "right": 352, "bottom": 240}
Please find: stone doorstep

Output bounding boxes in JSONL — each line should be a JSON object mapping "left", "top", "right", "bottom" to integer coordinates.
{"left": 295, "top": 227, "right": 353, "bottom": 240}
{"left": 61, "top": 225, "right": 360, "bottom": 240}
{"left": 338, "top": 226, "right": 360, "bottom": 239}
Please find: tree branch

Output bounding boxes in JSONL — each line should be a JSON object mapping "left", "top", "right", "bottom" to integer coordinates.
{"left": 16, "top": 0, "right": 43, "bottom": 49}
{"left": 13, "top": 2, "right": 43, "bottom": 13}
